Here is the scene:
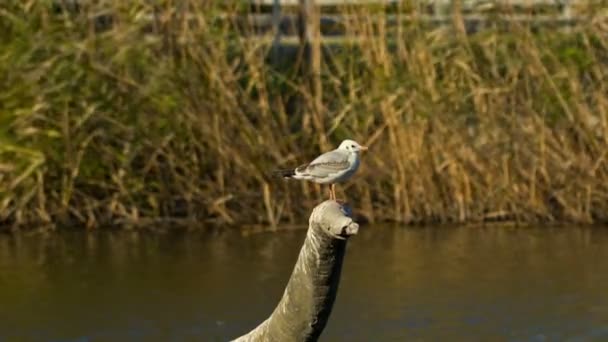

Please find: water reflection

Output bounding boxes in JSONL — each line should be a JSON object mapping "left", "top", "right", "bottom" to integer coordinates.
{"left": 1, "top": 226, "right": 608, "bottom": 341}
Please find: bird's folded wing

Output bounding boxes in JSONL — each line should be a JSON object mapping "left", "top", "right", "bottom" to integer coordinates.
{"left": 296, "top": 150, "right": 350, "bottom": 178}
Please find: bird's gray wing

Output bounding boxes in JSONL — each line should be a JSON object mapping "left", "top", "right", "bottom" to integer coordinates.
{"left": 295, "top": 150, "right": 350, "bottom": 178}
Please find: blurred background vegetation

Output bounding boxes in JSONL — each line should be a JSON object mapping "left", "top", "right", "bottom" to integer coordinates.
{"left": 1, "top": 0, "right": 608, "bottom": 229}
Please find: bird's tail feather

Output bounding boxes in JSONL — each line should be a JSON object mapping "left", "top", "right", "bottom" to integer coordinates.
{"left": 273, "top": 169, "right": 296, "bottom": 178}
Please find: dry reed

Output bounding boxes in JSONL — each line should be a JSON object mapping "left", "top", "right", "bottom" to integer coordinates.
{"left": 1, "top": 1, "right": 608, "bottom": 229}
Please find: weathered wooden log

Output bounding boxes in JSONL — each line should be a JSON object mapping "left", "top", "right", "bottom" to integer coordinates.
{"left": 232, "top": 200, "right": 359, "bottom": 342}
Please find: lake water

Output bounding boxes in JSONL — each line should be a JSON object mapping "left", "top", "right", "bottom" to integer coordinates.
{"left": 1, "top": 225, "right": 608, "bottom": 341}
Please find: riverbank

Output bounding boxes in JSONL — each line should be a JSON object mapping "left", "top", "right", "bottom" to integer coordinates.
{"left": 2, "top": 1, "right": 608, "bottom": 229}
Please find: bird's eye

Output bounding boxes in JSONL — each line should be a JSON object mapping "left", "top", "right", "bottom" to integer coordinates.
{"left": 351, "top": 144, "right": 355, "bottom": 148}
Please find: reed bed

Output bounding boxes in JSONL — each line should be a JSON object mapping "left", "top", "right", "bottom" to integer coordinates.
{"left": 1, "top": 1, "right": 608, "bottom": 229}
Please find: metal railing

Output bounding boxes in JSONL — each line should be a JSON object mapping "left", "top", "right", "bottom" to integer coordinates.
{"left": 241, "top": 0, "right": 598, "bottom": 43}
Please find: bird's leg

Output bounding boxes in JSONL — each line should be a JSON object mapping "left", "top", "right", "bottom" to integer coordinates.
{"left": 331, "top": 184, "right": 336, "bottom": 201}
{"left": 332, "top": 184, "right": 346, "bottom": 204}
{"left": 328, "top": 186, "right": 334, "bottom": 200}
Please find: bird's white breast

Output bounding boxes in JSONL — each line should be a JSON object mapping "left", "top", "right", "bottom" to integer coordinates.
{"left": 333, "top": 152, "right": 360, "bottom": 183}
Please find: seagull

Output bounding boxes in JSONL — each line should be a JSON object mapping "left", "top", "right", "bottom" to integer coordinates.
{"left": 275, "top": 139, "right": 368, "bottom": 200}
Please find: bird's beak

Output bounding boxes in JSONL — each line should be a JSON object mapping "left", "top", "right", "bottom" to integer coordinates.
{"left": 359, "top": 146, "right": 368, "bottom": 151}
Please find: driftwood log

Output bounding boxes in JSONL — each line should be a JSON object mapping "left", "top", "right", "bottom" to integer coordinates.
{"left": 232, "top": 200, "right": 359, "bottom": 342}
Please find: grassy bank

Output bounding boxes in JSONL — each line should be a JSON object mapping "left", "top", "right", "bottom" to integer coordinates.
{"left": 1, "top": 1, "right": 608, "bottom": 229}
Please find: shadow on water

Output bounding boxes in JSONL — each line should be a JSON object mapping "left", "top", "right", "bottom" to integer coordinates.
{"left": 1, "top": 225, "right": 608, "bottom": 341}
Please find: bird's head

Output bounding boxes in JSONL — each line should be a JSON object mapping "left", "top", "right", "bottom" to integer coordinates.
{"left": 338, "top": 139, "right": 368, "bottom": 153}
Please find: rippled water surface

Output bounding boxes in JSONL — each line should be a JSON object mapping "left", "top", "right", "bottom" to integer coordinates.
{"left": 1, "top": 225, "right": 608, "bottom": 341}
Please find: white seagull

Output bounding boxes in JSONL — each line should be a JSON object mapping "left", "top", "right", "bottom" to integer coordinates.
{"left": 276, "top": 139, "right": 368, "bottom": 200}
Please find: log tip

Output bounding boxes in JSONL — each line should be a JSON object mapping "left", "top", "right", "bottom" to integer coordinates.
{"left": 311, "top": 200, "right": 359, "bottom": 239}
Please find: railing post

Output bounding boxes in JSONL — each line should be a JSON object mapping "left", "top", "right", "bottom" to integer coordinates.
{"left": 563, "top": 0, "right": 573, "bottom": 21}
{"left": 299, "top": 0, "right": 328, "bottom": 150}
{"left": 271, "top": 0, "right": 282, "bottom": 64}
{"left": 562, "top": 0, "right": 574, "bottom": 33}
{"left": 434, "top": 0, "right": 451, "bottom": 20}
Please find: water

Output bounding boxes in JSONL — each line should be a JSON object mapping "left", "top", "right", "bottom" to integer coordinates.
{"left": 1, "top": 225, "right": 608, "bottom": 341}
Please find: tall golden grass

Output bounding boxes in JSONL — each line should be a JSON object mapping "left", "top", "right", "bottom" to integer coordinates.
{"left": 1, "top": 1, "right": 608, "bottom": 229}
